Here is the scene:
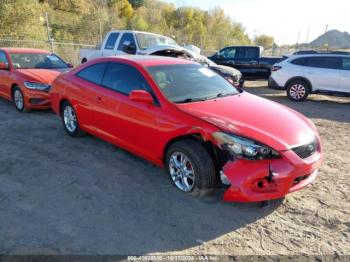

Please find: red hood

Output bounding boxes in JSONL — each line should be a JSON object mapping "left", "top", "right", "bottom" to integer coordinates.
{"left": 176, "top": 92, "right": 316, "bottom": 151}
{"left": 16, "top": 68, "right": 67, "bottom": 84}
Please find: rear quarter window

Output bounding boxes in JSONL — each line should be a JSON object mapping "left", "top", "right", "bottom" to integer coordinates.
{"left": 290, "top": 57, "right": 308, "bottom": 66}
{"left": 76, "top": 63, "right": 107, "bottom": 85}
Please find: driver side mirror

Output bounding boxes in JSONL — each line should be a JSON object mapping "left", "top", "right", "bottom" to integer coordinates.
{"left": 0, "top": 62, "right": 8, "bottom": 70}
{"left": 67, "top": 63, "right": 74, "bottom": 68}
{"left": 129, "top": 90, "right": 153, "bottom": 104}
{"left": 122, "top": 42, "right": 137, "bottom": 55}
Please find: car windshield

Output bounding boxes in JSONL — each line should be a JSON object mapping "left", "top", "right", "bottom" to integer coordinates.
{"left": 147, "top": 64, "right": 240, "bottom": 103}
{"left": 136, "top": 33, "right": 178, "bottom": 50}
{"left": 10, "top": 53, "right": 68, "bottom": 69}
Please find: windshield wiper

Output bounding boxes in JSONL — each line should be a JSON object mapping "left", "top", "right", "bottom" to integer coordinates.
{"left": 174, "top": 97, "right": 207, "bottom": 103}
{"left": 215, "top": 92, "right": 237, "bottom": 98}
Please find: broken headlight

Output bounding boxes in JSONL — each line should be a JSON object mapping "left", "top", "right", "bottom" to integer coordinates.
{"left": 213, "top": 132, "right": 280, "bottom": 160}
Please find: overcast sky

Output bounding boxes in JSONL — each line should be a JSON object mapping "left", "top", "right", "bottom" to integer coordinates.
{"left": 162, "top": 0, "right": 350, "bottom": 45}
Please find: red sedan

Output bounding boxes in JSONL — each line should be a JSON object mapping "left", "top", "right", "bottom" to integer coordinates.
{"left": 0, "top": 48, "right": 72, "bottom": 112}
{"left": 50, "top": 56, "right": 323, "bottom": 202}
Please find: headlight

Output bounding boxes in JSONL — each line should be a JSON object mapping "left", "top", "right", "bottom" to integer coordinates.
{"left": 213, "top": 132, "right": 280, "bottom": 160}
{"left": 24, "top": 81, "right": 51, "bottom": 91}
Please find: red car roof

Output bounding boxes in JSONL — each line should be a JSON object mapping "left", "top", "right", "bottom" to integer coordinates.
{"left": 1, "top": 48, "right": 51, "bottom": 54}
{"left": 104, "top": 55, "right": 196, "bottom": 67}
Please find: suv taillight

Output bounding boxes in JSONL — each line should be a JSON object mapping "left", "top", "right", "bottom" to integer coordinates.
{"left": 272, "top": 66, "right": 282, "bottom": 72}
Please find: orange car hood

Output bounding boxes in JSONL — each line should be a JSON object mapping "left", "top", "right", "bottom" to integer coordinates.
{"left": 16, "top": 68, "right": 68, "bottom": 84}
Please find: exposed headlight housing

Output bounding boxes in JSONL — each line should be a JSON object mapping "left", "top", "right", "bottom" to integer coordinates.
{"left": 213, "top": 132, "right": 280, "bottom": 160}
{"left": 24, "top": 81, "right": 51, "bottom": 91}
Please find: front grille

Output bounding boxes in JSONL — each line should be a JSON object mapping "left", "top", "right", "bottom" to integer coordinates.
{"left": 292, "top": 140, "right": 317, "bottom": 159}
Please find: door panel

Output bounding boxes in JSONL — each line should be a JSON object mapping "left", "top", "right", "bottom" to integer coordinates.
{"left": 339, "top": 58, "right": 350, "bottom": 93}
{"left": 303, "top": 57, "right": 340, "bottom": 91}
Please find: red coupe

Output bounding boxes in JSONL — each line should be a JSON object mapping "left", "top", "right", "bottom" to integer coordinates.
{"left": 0, "top": 48, "right": 71, "bottom": 112}
{"left": 50, "top": 56, "right": 323, "bottom": 202}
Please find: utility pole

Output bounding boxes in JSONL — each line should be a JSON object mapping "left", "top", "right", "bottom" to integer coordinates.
{"left": 325, "top": 24, "right": 329, "bottom": 51}
{"left": 296, "top": 31, "right": 301, "bottom": 50}
{"left": 45, "top": 12, "right": 54, "bottom": 53}
{"left": 305, "top": 28, "right": 310, "bottom": 44}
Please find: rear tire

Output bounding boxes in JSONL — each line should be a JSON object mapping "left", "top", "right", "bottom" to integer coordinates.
{"left": 165, "top": 139, "right": 216, "bottom": 198}
{"left": 61, "top": 101, "right": 85, "bottom": 137}
{"left": 286, "top": 80, "right": 310, "bottom": 102}
{"left": 12, "top": 86, "right": 30, "bottom": 113}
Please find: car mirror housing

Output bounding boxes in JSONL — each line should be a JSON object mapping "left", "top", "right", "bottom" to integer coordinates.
{"left": 0, "top": 62, "right": 8, "bottom": 70}
{"left": 122, "top": 43, "right": 137, "bottom": 54}
{"left": 129, "top": 90, "right": 154, "bottom": 104}
{"left": 67, "top": 63, "right": 74, "bottom": 68}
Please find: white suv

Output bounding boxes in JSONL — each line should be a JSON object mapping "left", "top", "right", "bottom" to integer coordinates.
{"left": 268, "top": 54, "right": 350, "bottom": 101}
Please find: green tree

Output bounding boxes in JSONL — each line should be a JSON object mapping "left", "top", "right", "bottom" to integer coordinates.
{"left": 254, "top": 34, "right": 275, "bottom": 49}
{"left": 0, "top": 0, "right": 47, "bottom": 39}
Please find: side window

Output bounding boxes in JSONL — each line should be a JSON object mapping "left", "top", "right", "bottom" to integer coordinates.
{"left": 76, "top": 63, "right": 107, "bottom": 85}
{"left": 341, "top": 58, "right": 350, "bottom": 70}
{"left": 218, "top": 47, "right": 236, "bottom": 59}
{"left": 291, "top": 57, "right": 308, "bottom": 66}
{"left": 0, "top": 51, "right": 9, "bottom": 67}
{"left": 117, "top": 33, "right": 136, "bottom": 53}
{"left": 104, "top": 33, "right": 120, "bottom": 50}
{"left": 102, "top": 62, "right": 150, "bottom": 95}
{"left": 235, "top": 47, "right": 258, "bottom": 59}
{"left": 306, "top": 57, "right": 340, "bottom": 69}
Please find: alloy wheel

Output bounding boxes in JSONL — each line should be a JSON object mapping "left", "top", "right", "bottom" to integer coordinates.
{"left": 169, "top": 152, "right": 195, "bottom": 192}
{"left": 289, "top": 84, "right": 306, "bottom": 100}
{"left": 14, "top": 90, "right": 24, "bottom": 111}
{"left": 63, "top": 105, "right": 77, "bottom": 133}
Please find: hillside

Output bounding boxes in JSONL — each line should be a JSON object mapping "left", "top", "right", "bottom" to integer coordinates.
{"left": 310, "top": 30, "right": 350, "bottom": 49}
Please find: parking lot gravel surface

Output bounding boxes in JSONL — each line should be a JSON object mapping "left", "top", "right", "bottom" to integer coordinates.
{"left": 0, "top": 81, "right": 349, "bottom": 256}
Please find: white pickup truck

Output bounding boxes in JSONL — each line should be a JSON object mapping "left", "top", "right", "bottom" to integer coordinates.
{"left": 79, "top": 30, "right": 244, "bottom": 87}
{"left": 79, "top": 30, "right": 196, "bottom": 63}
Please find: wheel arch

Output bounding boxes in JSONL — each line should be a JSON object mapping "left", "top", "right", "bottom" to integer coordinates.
{"left": 285, "top": 76, "right": 313, "bottom": 92}
{"left": 162, "top": 133, "right": 223, "bottom": 170}
{"left": 11, "top": 83, "right": 20, "bottom": 97}
{"left": 59, "top": 98, "right": 71, "bottom": 115}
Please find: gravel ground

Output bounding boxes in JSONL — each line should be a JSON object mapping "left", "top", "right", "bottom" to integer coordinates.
{"left": 0, "top": 81, "right": 349, "bottom": 256}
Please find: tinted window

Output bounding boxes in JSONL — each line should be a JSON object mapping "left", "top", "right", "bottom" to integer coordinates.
{"left": 104, "top": 33, "right": 120, "bottom": 50}
{"left": 218, "top": 47, "right": 236, "bottom": 59}
{"left": 235, "top": 47, "right": 258, "bottom": 59}
{"left": 341, "top": 58, "right": 350, "bottom": 70}
{"left": 306, "top": 57, "right": 340, "bottom": 69}
{"left": 102, "top": 63, "right": 150, "bottom": 95}
{"left": 291, "top": 57, "right": 308, "bottom": 66}
{"left": 0, "top": 51, "right": 8, "bottom": 67}
{"left": 76, "top": 63, "right": 107, "bottom": 85}
{"left": 117, "top": 33, "right": 136, "bottom": 54}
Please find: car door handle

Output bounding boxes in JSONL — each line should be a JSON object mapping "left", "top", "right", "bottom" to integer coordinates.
{"left": 96, "top": 97, "right": 103, "bottom": 103}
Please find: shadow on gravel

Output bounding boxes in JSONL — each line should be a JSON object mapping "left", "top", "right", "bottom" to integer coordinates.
{"left": 245, "top": 85, "right": 350, "bottom": 123}
{"left": 0, "top": 99, "right": 279, "bottom": 255}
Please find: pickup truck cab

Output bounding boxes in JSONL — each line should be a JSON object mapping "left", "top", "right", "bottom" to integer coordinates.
{"left": 79, "top": 30, "right": 179, "bottom": 63}
{"left": 208, "top": 46, "right": 282, "bottom": 79}
{"left": 79, "top": 30, "right": 245, "bottom": 87}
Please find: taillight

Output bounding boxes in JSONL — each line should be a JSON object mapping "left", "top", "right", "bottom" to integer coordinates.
{"left": 272, "top": 66, "right": 282, "bottom": 72}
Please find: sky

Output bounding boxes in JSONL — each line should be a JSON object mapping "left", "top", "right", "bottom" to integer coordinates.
{"left": 162, "top": 0, "right": 350, "bottom": 45}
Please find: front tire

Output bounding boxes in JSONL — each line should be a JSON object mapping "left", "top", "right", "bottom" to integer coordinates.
{"left": 286, "top": 80, "right": 310, "bottom": 102}
{"left": 12, "top": 86, "right": 30, "bottom": 112}
{"left": 165, "top": 139, "right": 216, "bottom": 198}
{"left": 61, "top": 101, "right": 85, "bottom": 137}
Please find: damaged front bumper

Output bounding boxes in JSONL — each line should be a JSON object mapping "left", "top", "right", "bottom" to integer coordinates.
{"left": 220, "top": 149, "right": 322, "bottom": 202}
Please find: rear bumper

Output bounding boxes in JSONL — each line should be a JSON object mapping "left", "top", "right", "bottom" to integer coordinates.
{"left": 268, "top": 76, "right": 284, "bottom": 89}
{"left": 222, "top": 149, "right": 322, "bottom": 202}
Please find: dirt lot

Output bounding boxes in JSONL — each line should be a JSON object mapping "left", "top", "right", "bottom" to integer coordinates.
{"left": 0, "top": 81, "right": 349, "bottom": 256}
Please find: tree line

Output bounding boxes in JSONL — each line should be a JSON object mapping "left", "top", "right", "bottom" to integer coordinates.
{"left": 0, "top": 0, "right": 275, "bottom": 51}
